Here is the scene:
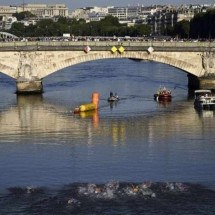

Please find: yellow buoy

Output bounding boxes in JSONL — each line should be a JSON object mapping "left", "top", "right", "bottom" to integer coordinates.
{"left": 73, "top": 92, "right": 100, "bottom": 113}
{"left": 79, "top": 103, "right": 96, "bottom": 112}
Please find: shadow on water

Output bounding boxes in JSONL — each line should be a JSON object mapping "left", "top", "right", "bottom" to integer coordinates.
{"left": 1, "top": 182, "right": 215, "bottom": 215}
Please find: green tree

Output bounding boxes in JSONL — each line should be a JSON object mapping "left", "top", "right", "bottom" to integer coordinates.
{"left": 77, "top": 19, "right": 86, "bottom": 25}
{"left": 57, "top": 17, "right": 68, "bottom": 25}
{"left": 174, "top": 20, "right": 190, "bottom": 38}
{"left": 136, "top": 24, "right": 151, "bottom": 36}
{"left": 165, "top": 26, "right": 174, "bottom": 36}
{"left": 36, "top": 19, "right": 54, "bottom": 36}
{"left": 7, "top": 14, "right": 154, "bottom": 38}
{"left": 190, "top": 9, "right": 215, "bottom": 39}
{"left": 9, "top": 22, "right": 25, "bottom": 37}
{"left": 100, "top": 15, "right": 120, "bottom": 27}
{"left": 13, "top": 11, "right": 35, "bottom": 21}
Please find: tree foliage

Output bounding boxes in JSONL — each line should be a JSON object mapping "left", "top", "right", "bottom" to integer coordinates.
{"left": 190, "top": 9, "right": 215, "bottom": 39}
{"left": 174, "top": 20, "right": 190, "bottom": 38}
{"left": 8, "top": 13, "right": 151, "bottom": 38}
{"left": 9, "top": 22, "right": 25, "bottom": 37}
{"left": 100, "top": 15, "right": 120, "bottom": 27}
{"left": 164, "top": 9, "right": 215, "bottom": 39}
{"left": 10, "top": 10, "right": 215, "bottom": 39}
{"left": 12, "top": 11, "right": 35, "bottom": 21}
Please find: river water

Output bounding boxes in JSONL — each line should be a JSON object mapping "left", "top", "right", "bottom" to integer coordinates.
{"left": 0, "top": 59, "right": 215, "bottom": 214}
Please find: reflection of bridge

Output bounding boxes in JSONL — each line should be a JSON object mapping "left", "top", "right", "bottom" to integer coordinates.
{"left": 0, "top": 95, "right": 213, "bottom": 144}
{"left": 0, "top": 41, "right": 215, "bottom": 92}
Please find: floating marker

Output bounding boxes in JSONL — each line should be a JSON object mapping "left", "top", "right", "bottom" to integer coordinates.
{"left": 73, "top": 92, "right": 100, "bottom": 113}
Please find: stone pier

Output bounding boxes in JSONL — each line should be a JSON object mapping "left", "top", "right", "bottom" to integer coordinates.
{"left": 198, "top": 78, "right": 215, "bottom": 90}
{"left": 16, "top": 79, "right": 43, "bottom": 94}
{"left": 188, "top": 74, "right": 215, "bottom": 90}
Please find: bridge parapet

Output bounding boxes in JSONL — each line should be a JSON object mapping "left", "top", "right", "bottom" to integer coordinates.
{"left": 0, "top": 41, "right": 214, "bottom": 52}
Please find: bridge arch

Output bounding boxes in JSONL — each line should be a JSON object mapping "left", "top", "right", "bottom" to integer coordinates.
{"left": 40, "top": 51, "right": 201, "bottom": 79}
{"left": 0, "top": 63, "right": 16, "bottom": 79}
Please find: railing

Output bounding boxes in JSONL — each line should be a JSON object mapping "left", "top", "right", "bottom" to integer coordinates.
{"left": 0, "top": 41, "right": 214, "bottom": 50}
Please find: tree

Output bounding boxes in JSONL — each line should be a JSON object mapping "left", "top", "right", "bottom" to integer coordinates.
{"left": 173, "top": 20, "right": 190, "bottom": 38}
{"left": 6, "top": 14, "right": 154, "bottom": 38}
{"left": 36, "top": 19, "right": 54, "bottom": 36}
{"left": 57, "top": 17, "right": 68, "bottom": 24}
{"left": 190, "top": 9, "right": 215, "bottom": 39}
{"left": 12, "top": 11, "right": 35, "bottom": 21}
{"left": 9, "top": 22, "right": 25, "bottom": 37}
{"left": 100, "top": 15, "right": 120, "bottom": 27}
{"left": 136, "top": 25, "right": 151, "bottom": 37}
{"left": 165, "top": 26, "right": 174, "bottom": 36}
{"left": 190, "top": 13, "right": 205, "bottom": 38}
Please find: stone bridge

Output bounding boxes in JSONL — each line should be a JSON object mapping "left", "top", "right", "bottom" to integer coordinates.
{"left": 0, "top": 40, "right": 215, "bottom": 93}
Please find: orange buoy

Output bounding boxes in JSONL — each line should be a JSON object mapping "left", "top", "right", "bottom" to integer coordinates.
{"left": 92, "top": 92, "right": 100, "bottom": 109}
{"left": 73, "top": 92, "right": 100, "bottom": 114}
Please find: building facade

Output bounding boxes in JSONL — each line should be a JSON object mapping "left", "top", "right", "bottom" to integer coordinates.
{"left": 108, "top": 6, "right": 139, "bottom": 21}
{"left": 17, "top": 4, "right": 68, "bottom": 18}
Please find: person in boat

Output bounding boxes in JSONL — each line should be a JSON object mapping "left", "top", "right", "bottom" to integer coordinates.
{"left": 108, "top": 91, "right": 119, "bottom": 102}
{"left": 114, "top": 93, "right": 119, "bottom": 99}
{"left": 154, "top": 86, "right": 171, "bottom": 101}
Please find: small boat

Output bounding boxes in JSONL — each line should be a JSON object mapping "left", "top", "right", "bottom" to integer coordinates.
{"left": 194, "top": 89, "right": 215, "bottom": 109}
{"left": 154, "top": 87, "right": 172, "bottom": 101}
{"left": 108, "top": 92, "right": 119, "bottom": 102}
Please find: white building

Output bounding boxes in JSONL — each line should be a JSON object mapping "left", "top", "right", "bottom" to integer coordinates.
{"left": 88, "top": 12, "right": 107, "bottom": 22}
{"left": 108, "top": 6, "right": 139, "bottom": 21}
{"left": 89, "top": 6, "right": 108, "bottom": 14}
{"left": 20, "top": 19, "right": 37, "bottom": 26}
{"left": 70, "top": 6, "right": 109, "bottom": 20}
{"left": 69, "top": 8, "right": 90, "bottom": 20}
{"left": 0, "top": 5, "right": 17, "bottom": 17}
{"left": 17, "top": 4, "right": 68, "bottom": 18}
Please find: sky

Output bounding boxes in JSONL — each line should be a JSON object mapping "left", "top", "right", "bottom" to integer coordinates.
{"left": 1, "top": 0, "right": 214, "bottom": 11}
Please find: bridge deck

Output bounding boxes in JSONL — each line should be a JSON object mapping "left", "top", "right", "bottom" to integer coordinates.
{"left": 0, "top": 41, "right": 214, "bottom": 52}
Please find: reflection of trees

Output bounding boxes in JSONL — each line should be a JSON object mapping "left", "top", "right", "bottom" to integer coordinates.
{"left": 0, "top": 96, "right": 214, "bottom": 145}
{"left": 111, "top": 122, "right": 126, "bottom": 144}
{"left": 0, "top": 95, "right": 84, "bottom": 136}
